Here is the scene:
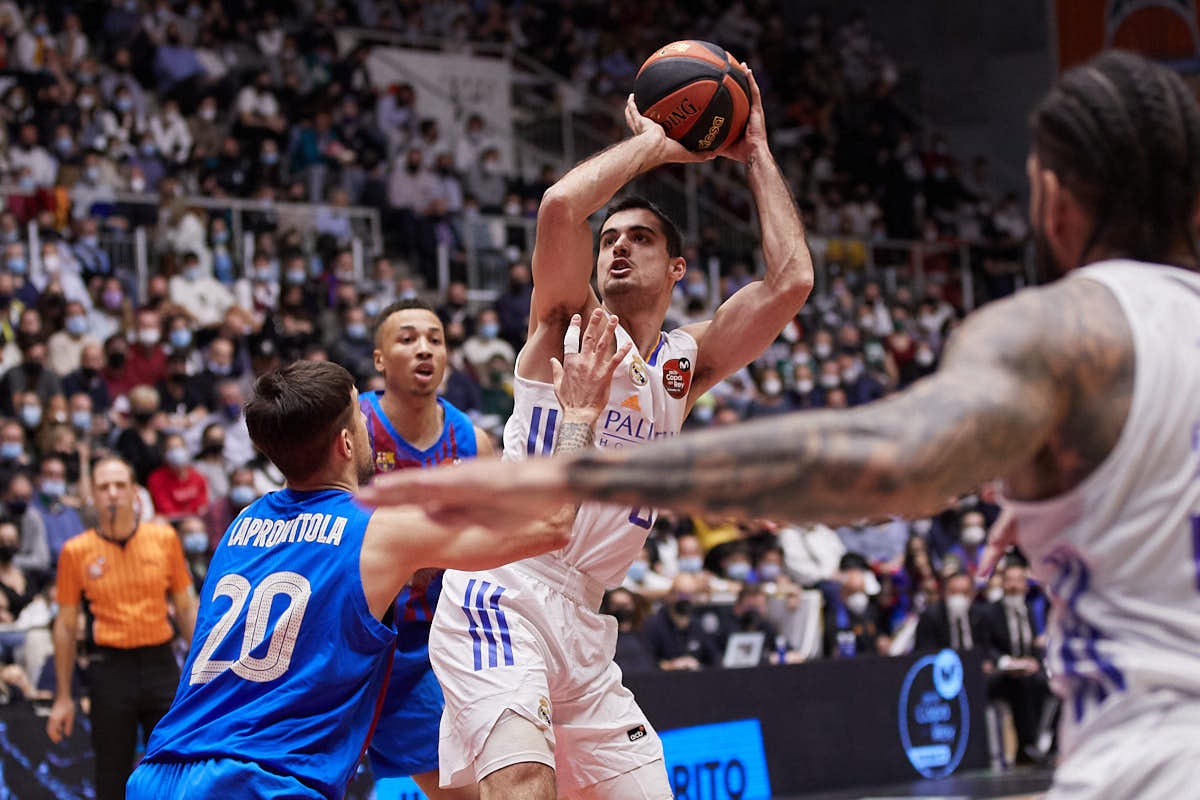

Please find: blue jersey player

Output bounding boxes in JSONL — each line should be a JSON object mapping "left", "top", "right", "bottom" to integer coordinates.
{"left": 361, "top": 299, "right": 493, "bottom": 798}
{"left": 124, "top": 358, "right": 581, "bottom": 800}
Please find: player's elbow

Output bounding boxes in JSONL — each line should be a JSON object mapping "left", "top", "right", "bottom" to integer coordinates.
{"left": 538, "top": 186, "right": 580, "bottom": 226}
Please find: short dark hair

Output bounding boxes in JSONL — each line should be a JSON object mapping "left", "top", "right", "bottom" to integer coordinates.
{"left": 245, "top": 361, "right": 356, "bottom": 483}
{"left": 1030, "top": 50, "right": 1200, "bottom": 266}
{"left": 372, "top": 298, "right": 439, "bottom": 346}
{"left": 601, "top": 196, "right": 683, "bottom": 258}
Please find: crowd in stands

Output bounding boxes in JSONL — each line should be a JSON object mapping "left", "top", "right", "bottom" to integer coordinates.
{"left": 0, "top": 0, "right": 1045, "bottom": 762}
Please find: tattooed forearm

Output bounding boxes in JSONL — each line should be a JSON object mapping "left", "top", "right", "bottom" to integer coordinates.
{"left": 563, "top": 277, "right": 1132, "bottom": 522}
{"left": 554, "top": 421, "right": 595, "bottom": 455}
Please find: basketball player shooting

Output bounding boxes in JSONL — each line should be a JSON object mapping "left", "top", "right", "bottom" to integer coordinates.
{"left": 365, "top": 51, "right": 1200, "bottom": 800}
{"left": 374, "top": 66, "right": 812, "bottom": 800}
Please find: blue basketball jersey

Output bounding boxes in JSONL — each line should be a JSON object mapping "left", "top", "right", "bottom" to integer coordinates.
{"left": 141, "top": 489, "right": 395, "bottom": 799}
{"left": 360, "top": 392, "right": 477, "bottom": 622}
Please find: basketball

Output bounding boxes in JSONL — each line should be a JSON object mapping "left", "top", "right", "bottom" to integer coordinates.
{"left": 634, "top": 40, "right": 751, "bottom": 153}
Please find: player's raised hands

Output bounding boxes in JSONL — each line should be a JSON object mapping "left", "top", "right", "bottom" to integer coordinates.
{"left": 720, "top": 66, "right": 767, "bottom": 164}
{"left": 625, "top": 94, "right": 719, "bottom": 165}
{"left": 552, "top": 308, "right": 632, "bottom": 426}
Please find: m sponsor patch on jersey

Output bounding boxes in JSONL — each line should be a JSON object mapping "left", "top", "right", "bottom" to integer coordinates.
{"left": 629, "top": 359, "right": 649, "bottom": 387}
{"left": 662, "top": 357, "right": 692, "bottom": 399}
{"left": 374, "top": 451, "right": 396, "bottom": 472}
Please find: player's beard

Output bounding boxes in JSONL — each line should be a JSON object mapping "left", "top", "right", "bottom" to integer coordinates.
{"left": 356, "top": 440, "right": 374, "bottom": 485}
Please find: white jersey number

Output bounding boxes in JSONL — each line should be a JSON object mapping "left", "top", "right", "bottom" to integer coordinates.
{"left": 189, "top": 571, "right": 312, "bottom": 685}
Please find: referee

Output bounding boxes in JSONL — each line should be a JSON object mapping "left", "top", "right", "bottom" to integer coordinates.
{"left": 46, "top": 456, "right": 197, "bottom": 800}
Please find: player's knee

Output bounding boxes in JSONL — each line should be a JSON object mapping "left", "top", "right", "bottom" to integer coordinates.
{"left": 476, "top": 710, "right": 556, "bottom": 797}
{"left": 571, "top": 760, "right": 672, "bottom": 800}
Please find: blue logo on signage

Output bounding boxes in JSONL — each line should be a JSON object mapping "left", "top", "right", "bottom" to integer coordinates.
{"left": 898, "top": 649, "right": 970, "bottom": 778}
{"left": 661, "top": 718, "right": 772, "bottom": 800}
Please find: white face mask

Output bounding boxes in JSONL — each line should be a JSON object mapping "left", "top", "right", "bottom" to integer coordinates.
{"left": 986, "top": 586, "right": 1005, "bottom": 603}
{"left": 814, "top": 342, "right": 833, "bottom": 359}
{"left": 845, "top": 591, "right": 869, "bottom": 616}
{"left": 946, "top": 593, "right": 971, "bottom": 615}
{"left": 962, "top": 524, "right": 986, "bottom": 547}
{"left": 796, "top": 378, "right": 814, "bottom": 394}
{"left": 1003, "top": 593, "right": 1026, "bottom": 610}
{"left": 761, "top": 379, "right": 783, "bottom": 396}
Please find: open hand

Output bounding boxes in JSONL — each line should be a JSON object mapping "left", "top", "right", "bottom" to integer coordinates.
{"left": 552, "top": 308, "right": 632, "bottom": 425}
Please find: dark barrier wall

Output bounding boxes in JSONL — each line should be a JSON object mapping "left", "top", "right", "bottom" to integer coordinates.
{"left": 0, "top": 651, "right": 988, "bottom": 799}
{"left": 626, "top": 650, "right": 990, "bottom": 797}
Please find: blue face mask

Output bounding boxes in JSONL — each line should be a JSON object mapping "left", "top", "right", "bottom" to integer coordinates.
{"left": 285, "top": 270, "right": 307, "bottom": 285}
{"left": 6, "top": 258, "right": 27, "bottom": 275}
{"left": 346, "top": 323, "right": 367, "bottom": 340}
{"left": 627, "top": 560, "right": 649, "bottom": 582}
{"left": 20, "top": 406, "right": 41, "bottom": 429}
{"left": 71, "top": 410, "right": 92, "bottom": 431}
{"left": 165, "top": 447, "right": 190, "bottom": 467}
{"left": 169, "top": 328, "right": 192, "bottom": 349}
{"left": 40, "top": 479, "right": 66, "bottom": 500}
{"left": 758, "top": 563, "right": 782, "bottom": 582}
{"left": 678, "top": 556, "right": 704, "bottom": 574}
{"left": 182, "top": 531, "right": 209, "bottom": 555}
{"left": 0, "top": 442, "right": 23, "bottom": 461}
{"left": 66, "top": 315, "right": 89, "bottom": 336}
{"left": 229, "top": 485, "right": 256, "bottom": 507}
{"left": 479, "top": 322, "right": 500, "bottom": 339}
{"left": 726, "top": 561, "right": 752, "bottom": 582}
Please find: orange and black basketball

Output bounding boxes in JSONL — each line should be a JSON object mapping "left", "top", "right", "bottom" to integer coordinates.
{"left": 633, "top": 40, "right": 751, "bottom": 153}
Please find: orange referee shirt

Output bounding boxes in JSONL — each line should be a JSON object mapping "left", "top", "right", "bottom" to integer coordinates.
{"left": 56, "top": 522, "right": 192, "bottom": 649}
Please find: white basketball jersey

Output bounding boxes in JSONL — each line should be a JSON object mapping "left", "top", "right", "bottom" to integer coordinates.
{"left": 504, "top": 324, "right": 696, "bottom": 587}
{"left": 1000, "top": 260, "right": 1200, "bottom": 755}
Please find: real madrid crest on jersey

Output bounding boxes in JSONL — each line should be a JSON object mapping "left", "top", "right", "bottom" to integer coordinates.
{"left": 628, "top": 359, "right": 649, "bottom": 387}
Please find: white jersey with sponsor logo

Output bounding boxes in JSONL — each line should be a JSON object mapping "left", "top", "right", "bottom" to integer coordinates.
{"left": 503, "top": 323, "right": 696, "bottom": 587}
{"left": 1000, "top": 260, "right": 1200, "bottom": 757}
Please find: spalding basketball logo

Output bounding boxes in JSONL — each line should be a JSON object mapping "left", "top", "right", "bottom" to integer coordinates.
{"left": 629, "top": 360, "right": 649, "bottom": 387}
{"left": 662, "top": 357, "right": 692, "bottom": 399}
{"left": 651, "top": 98, "right": 700, "bottom": 133}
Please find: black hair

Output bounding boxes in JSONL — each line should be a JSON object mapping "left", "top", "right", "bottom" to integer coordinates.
{"left": 602, "top": 196, "right": 684, "bottom": 258}
{"left": 372, "top": 298, "right": 440, "bottom": 346}
{"left": 1030, "top": 50, "right": 1200, "bottom": 266}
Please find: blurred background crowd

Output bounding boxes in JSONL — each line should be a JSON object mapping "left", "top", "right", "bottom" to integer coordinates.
{"left": 0, "top": 0, "right": 1050, "bottom": 763}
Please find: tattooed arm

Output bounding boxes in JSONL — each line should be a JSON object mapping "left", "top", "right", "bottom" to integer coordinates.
{"left": 565, "top": 277, "right": 1133, "bottom": 521}
{"left": 360, "top": 279, "right": 1131, "bottom": 526}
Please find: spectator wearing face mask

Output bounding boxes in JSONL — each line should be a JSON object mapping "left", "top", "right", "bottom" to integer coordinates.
{"left": 31, "top": 456, "right": 84, "bottom": 567}
{"left": 48, "top": 301, "right": 101, "bottom": 377}
{"left": 938, "top": 509, "right": 989, "bottom": 576}
{"left": 115, "top": 385, "right": 166, "bottom": 485}
{"left": 124, "top": 308, "right": 169, "bottom": 391}
{"left": 979, "top": 560, "right": 1053, "bottom": 765}
{"left": 745, "top": 367, "right": 796, "bottom": 419}
{"left": 915, "top": 570, "right": 984, "bottom": 653}
{"left": 621, "top": 544, "right": 672, "bottom": 601}
{"left": 168, "top": 252, "right": 234, "bottom": 328}
{"left": 715, "top": 585, "right": 787, "bottom": 665}
{"left": 643, "top": 573, "right": 721, "bottom": 671}
{"left": 3, "top": 472, "right": 49, "bottom": 578}
{"left": 822, "top": 552, "right": 888, "bottom": 658}
{"left": 328, "top": 305, "right": 374, "bottom": 382}
{"left": 147, "top": 434, "right": 208, "bottom": 522}
{"left": 602, "top": 587, "right": 655, "bottom": 674}
{"left": 174, "top": 514, "right": 212, "bottom": 591}
{"left": 203, "top": 466, "right": 256, "bottom": 549}
{"left": 460, "top": 308, "right": 514, "bottom": 378}
{"left": 3, "top": 338, "right": 62, "bottom": 411}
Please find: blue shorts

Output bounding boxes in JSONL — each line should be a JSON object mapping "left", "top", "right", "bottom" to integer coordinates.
{"left": 368, "top": 621, "right": 444, "bottom": 778}
{"left": 127, "top": 758, "right": 324, "bottom": 799}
